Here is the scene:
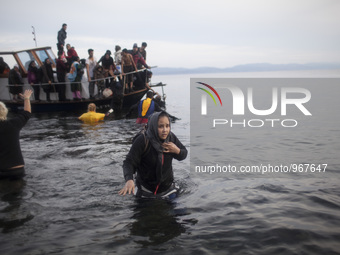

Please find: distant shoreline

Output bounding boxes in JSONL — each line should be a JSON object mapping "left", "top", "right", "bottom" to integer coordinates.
{"left": 152, "top": 63, "right": 340, "bottom": 75}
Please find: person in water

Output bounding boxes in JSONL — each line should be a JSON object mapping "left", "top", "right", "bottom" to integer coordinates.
{"left": 153, "top": 92, "right": 166, "bottom": 109}
{"left": 78, "top": 103, "right": 106, "bottom": 124}
{"left": 0, "top": 89, "right": 33, "bottom": 180}
{"left": 119, "top": 111, "right": 188, "bottom": 198}
{"left": 126, "top": 91, "right": 162, "bottom": 124}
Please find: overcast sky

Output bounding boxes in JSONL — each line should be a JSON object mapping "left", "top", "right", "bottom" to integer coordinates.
{"left": 1, "top": 0, "right": 339, "bottom": 68}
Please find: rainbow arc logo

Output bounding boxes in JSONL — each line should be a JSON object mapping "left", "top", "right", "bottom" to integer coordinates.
{"left": 196, "top": 82, "right": 222, "bottom": 115}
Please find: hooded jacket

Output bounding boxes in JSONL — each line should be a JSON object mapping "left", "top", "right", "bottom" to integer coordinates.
{"left": 123, "top": 112, "right": 187, "bottom": 193}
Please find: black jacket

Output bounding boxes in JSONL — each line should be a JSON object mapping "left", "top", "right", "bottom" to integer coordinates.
{"left": 8, "top": 69, "right": 23, "bottom": 85}
{"left": 57, "top": 28, "right": 67, "bottom": 45}
{"left": 123, "top": 132, "right": 187, "bottom": 193}
{"left": 0, "top": 111, "right": 31, "bottom": 169}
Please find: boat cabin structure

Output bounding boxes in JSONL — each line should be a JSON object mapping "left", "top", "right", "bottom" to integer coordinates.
{"left": 0, "top": 47, "right": 159, "bottom": 113}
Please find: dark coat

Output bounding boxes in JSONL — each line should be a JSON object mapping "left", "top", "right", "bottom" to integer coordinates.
{"left": 123, "top": 112, "right": 187, "bottom": 193}
{"left": 8, "top": 69, "right": 23, "bottom": 95}
{"left": 40, "top": 62, "right": 55, "bottom": 92}
{"left": 0, "top": 111, "right": 31, "bottom": 169}
{"left": 57, "top": 28, "right": 67, "bottom": 45}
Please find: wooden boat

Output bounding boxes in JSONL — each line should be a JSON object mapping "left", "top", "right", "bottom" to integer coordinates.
{"left": 0, "top": 46, "right": 162, "bottom": 113}
{"left": 2, "top": 89, "right": 148, "bottom": 113}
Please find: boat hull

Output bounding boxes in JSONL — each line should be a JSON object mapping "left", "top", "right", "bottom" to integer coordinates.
{"left": 4, "top": 88, "right": 147, "bottom": 113}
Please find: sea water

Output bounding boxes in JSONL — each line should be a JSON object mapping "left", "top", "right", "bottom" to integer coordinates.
{"left": 0, "top": 70, "right": 339, "bottom": 254}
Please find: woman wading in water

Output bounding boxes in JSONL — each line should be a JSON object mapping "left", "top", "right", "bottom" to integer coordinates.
{"left": 119, "top": 111, "right": 187, "bottom": 199}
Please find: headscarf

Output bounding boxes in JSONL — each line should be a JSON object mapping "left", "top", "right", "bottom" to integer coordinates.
{"left": 145, "top": 111, "right": 172, "bottom": 184}
{"left": 146, "top": 111, "right": 171, "bottom": 152}
{"left": 28, "top": 61, "right": 38, "bottom": 72}
{"left": 28, "top": 61, "right": 39, "bottom": 84}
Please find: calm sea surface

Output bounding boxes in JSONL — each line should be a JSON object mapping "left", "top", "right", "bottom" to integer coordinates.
{"left": 1, "top": 70, "right": 340, "bottom": 254}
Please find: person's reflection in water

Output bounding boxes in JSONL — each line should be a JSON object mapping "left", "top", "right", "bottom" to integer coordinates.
{"left": 129, "top": 198, "right": 186, "bottom": 246}
{"left": 81, "top": 121, "right": 105, "bottom": 139}
{"left": 0, "top": 179, "right": 33, "bottom": 233}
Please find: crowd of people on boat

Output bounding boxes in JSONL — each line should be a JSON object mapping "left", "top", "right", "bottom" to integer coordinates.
{"left": 2, "top": 23, "right": 153, "bottom": 102}
{"left": 57, "top": 23, "right": 153, "bottom": 100}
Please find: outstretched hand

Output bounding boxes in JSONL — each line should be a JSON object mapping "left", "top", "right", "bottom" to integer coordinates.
{"left": 118, "top": 180, "right": 135, "bottom": 196}
{"left": 106, "top": 108, "right": 114, "bottom": 116}
{"left": 19, "top": 89, "right": 33, "bottom": 99}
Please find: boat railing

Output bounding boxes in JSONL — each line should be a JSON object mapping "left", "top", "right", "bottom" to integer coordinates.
{"left": 2, "top": 68, "right": 155, "bottom": 101}
{"left": 4, "top": 68, "right": 148, "bottom": 87}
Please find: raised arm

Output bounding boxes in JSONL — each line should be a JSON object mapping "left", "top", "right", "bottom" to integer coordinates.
{"left": 19, "top": 89, "right": 33, "bottom": 113}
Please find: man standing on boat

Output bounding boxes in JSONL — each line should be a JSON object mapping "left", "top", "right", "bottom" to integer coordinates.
{"left": 139, "top": 42, "right": 147, "bottom": 61}
{"left": 40, "top": 58, "right": 55, "bottom": 101}
{"left": 121, "top": 49, "right": 137, "bottom": 94}
{"left": 98, "top": 50, "right": 116, "bottom": 89}
{"left": 56, "top": 51, "right": 68, "bottom": 101}
{"left": 57, "top": 23, "right": 67, "bottom": 52}
{"left": 86, "top": 49, "right": 97, "bottom": 99}
{"left": 131, "top": 43, "right": 149, "bottom": 70}
{"left": 131, "top": 43, "right": 150, "bottom": 90}
{"left": 114, "top": 45, "right": 122, "bottom": 74}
